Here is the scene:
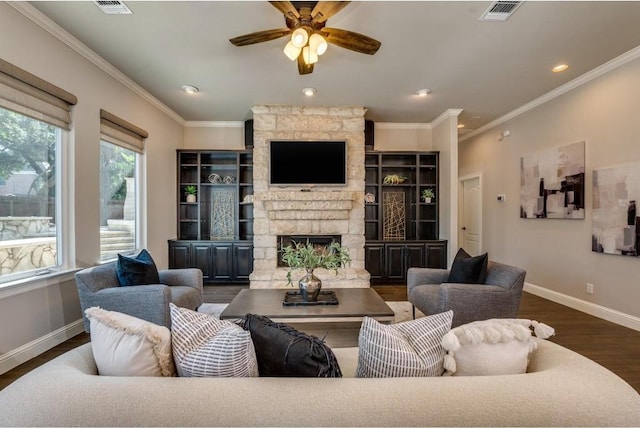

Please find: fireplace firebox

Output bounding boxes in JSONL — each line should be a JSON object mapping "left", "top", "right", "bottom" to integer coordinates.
{"left": 277, "top": 235, "right": 341, "bottom": 267}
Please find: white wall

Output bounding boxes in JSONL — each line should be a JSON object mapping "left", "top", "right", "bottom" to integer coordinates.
{"left": 183, "top": 123, "right": 245, "bottom": 150}
{"left": 0, "top": 3, "right": 183, "bottom": 371}
{"left": 459, "top": 53, "right": 640, "bottom": 322}
{"left": 433, "top": 110, "right": 462, "bottom": 264}
{"left": 374, "top": 124, "right": 432, "bottom": 151}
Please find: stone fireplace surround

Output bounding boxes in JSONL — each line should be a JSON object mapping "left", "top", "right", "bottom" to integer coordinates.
{"left": 249, "top": 105, "right": 370, "bottom": 289}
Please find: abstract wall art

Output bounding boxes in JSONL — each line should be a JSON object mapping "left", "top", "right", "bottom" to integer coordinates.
{"left": 592, "top": 162, "right": 640, "bottom": 257}
{"left": 520, "top": 141, "right": 585, "bottom": 219}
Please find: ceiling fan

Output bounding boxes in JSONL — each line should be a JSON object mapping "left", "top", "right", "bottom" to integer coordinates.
{"left": 229, "top": 1, "right": 381, "bottom": 75}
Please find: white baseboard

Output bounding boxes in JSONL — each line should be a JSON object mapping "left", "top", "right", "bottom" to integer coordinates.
{"left": 0, "top": 319, "right": 85, "bottom": 375}
{"left": 524, "top": 282, "right": 640, "bottom": 332}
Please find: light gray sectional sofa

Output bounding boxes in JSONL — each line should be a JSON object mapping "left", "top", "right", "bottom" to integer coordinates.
{"left": 1, "top": 338, "right": 639, "bottom": 427}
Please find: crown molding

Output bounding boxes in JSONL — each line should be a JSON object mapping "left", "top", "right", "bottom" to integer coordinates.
{"left": 184, "top": 121, "right": 244, "bottom": 128}
{"left": 8, "top": 2, "right": 185, "bottom": 126}
{"left": 375, "top": 122, "right": 431, "bottom": 130}
{"left": 460, "top": 45, "right": 640, "bottom": 143}
{"left": 431, "top": 109, "right": 463, "bottom": 128}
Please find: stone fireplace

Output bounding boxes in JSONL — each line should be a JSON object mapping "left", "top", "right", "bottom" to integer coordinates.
{"left": 249, "top": 105, "right": 370, "bottom": 288}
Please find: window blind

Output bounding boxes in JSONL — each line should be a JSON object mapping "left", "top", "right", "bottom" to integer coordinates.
{"left": 100, "top": 109, "right": 149, "bottom": 154}
{"left": 0, "top": 58, "right": 77, "bottom": 130}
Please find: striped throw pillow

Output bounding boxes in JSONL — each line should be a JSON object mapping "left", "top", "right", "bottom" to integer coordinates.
{"left": 356, "top": 310, "right": 453, "bottom": 378}
{"left": 170, "top": 303, "right": 258, "bottom": 377}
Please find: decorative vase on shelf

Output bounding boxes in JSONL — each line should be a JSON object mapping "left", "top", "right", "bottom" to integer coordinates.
{"left": 299, "top": 269, "right": 322, "bottom": 302}
{"left": 186, "top": 194, "right": 196, "bottom": 203}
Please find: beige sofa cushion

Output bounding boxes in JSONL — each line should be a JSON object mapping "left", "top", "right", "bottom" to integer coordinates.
{"left": 85, "top": 307, "right": 175, "bottom": 377}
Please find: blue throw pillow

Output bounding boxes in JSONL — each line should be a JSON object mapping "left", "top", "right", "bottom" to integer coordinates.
{"left": 445, "top": 248, "right": 488, "bottom": 284}
{"left": 116, "top": 249, "right": 160, "bottom": 286}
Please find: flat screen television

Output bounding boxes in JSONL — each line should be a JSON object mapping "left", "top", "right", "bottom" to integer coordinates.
{"left": 269, "top": 140, "right": 347, "bottom": 186}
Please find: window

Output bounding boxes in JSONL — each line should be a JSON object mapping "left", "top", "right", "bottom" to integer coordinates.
{"left": 99, "top": 141, "right": 137, "bottom": 261}
{"left": 0, "top": 58, "right": 76, "bottom": 284}
{"left": 0, "top": 106, "right": 62, "bottom": 281}
{"left": 98, "top": 110, "right": 148, "bottom": 261}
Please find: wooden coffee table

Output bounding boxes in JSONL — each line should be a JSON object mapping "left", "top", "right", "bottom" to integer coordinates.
{"left": 220, "top": 288, "right": 395, "bottom": 324}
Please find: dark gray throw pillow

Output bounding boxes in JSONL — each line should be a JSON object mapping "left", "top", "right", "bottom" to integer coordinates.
{"left": 239, "top": 314, "right": 342, "bottom": 378}
{"left": 116, "top": 249, "right": 160, "bottom": 286}
{"left": 445, "top": 248, "right": 488, "bottom": 284}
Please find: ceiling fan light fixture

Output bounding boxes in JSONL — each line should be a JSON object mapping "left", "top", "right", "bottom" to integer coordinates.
{"left": 291, "top": 27, "right": 309, "bottom": 48}
{"left": 284, "top": 41, "right": 302, "bottom": 61}
{"left": 302, "top": 46, "right": 318, "bottom": 65}
{"left": 309, "top": 33, "right": 328, "bottom": 56}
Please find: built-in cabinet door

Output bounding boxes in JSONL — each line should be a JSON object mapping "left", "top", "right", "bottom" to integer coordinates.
{"left": 211, "top": 244, "right": 233, "bottom": 281}
{"left": 168, "top": 242, "right": 191, "bottom": 269}
{"left": 426, "top": 241, "right": 447, "bottom": 268}
{"left": 405, "top": 243, "right": 426, "bottom": 269}
{"left": 364, "top": 243, "right": 385, "bottom": 281}
{"left": 385, "top": 244, "right": 406, "bottom": 281}
{"left": 192, "top": 243, "right": 212, "bottom": 281}
{"left": 234, "top": 243, "right": 253, "bottom": 281}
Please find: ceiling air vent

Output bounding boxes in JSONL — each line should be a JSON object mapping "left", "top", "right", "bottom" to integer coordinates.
{"left": 94, "top": 0, "right": 132, "bottom": 15}
{"left": 480, "top": 1, "right": 523, "bottom": 21}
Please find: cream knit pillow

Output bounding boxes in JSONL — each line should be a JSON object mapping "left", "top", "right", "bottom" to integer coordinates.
{"left": 441, "top": 318, "right": 555, "bottom": 376}
{"left": 85, "top": 307, "right": 175, "bottom": 377}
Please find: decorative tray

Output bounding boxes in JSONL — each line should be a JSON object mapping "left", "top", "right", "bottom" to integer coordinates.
{"left": 283, "top": 290, "right": 339, "bottom": 306}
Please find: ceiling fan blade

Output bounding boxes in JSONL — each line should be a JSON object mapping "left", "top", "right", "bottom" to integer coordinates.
{"left": 321, "top": 27, "right": 381, "bottom": 55}
{"left": 297, "top": 54, "right": 314, "bottom": 75}
{"left": 229, "top": 28, "right": 292, "bottom": 46}
{"left": 311, "top": 1, "right": 350, "bottom": 23}
{"left": 269, "top": 1, "right": 300, "bottom": 20}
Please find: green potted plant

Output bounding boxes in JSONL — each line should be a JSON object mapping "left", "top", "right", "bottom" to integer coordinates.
{"left": 280, "top": 241, "right": 351, "bottom": 302}
{"left": 422, "top": 188, "right": 435, "bottom": 203}
{"left": 184, "top": 185, "right": 197, "bottom": 203}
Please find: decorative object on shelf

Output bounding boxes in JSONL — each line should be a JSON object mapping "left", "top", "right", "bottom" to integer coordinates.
{"left": 184, "top": 185, "right": 197, "bottom": 203}
{"left": 223, "top": 176, "right": 235, "bottom": 184}
{"left": 210, "top": 189, "right": 235, "bottom": 240}
{"left": 280, "top": 241, "right": 351, "bottom": 302}
{"left": 242, "top": 194, "right": 254, "bottom": 204}
{"left": 383, "top": 174, "right": 407, "bottom": 185}
{"left": 422, "top": 188, "right": 435, "bottom": 203}
{"left": 383, "top": 192, "right": 406, "bottom": 240}
{"left": 208, "top": 173, "right": 222, "bottom": 184}
{"left": 364, "top": 192, "right": 376, "bottom": 203}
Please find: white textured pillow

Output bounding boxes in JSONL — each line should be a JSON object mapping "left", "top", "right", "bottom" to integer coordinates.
{"left": 441, "top": 318, "right": 555, "bottom": 376}
{"left": 356, "top": 310, "right": 453, "bottom": 378}
{"left": 170, "top": 303, "right": 258, "bottom": 377}
{"left": 85, "top": 307, "right": 175, "bottom": 377}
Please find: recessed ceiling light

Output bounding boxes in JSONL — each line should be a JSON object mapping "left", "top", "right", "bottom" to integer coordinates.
{"left": 415, "top": 89, "right": 431, "bottom": 97}
{"left": 302, "top": 87, "right": 316, "bottom": 96}
{"left": 457, "top": 124, "right": 465, "bottom": 129}
{"left": 552, "top": 64, "right": 569, "bottom": 73}
{"left": 182, "top": 85, "right": 199, "bottom": 94}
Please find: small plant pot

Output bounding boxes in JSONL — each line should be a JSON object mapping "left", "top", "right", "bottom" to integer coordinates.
{"left": 186, "top": 194, "right": 197, "bottom": 203}
{"left": 424, "top": 197, "right": 432, "bottom": 203}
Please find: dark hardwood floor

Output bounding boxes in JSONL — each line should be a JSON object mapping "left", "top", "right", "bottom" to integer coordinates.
{"left": 1, "top": 286, "right": 638, "bottom": 393}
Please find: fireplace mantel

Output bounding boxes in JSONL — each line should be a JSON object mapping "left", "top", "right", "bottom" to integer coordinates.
{"left": 258, "top": 191, "right": 357, "bottom": 220}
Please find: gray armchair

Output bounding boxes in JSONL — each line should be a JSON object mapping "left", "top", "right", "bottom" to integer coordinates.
{"left": 407, "top": 261, "right": 526, "bottom": 327}
{"left": 75, "top": 262, "right": 203, "bottom": 332}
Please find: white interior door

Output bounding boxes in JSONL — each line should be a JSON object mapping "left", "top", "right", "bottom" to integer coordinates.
{"left": 460, "top": 176, "right": 481, "bottom": 256}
